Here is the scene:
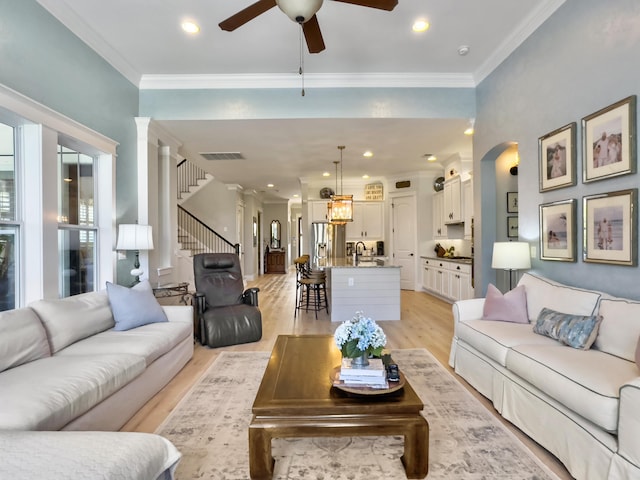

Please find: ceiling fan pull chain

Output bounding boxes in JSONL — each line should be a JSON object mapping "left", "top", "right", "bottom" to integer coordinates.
{"left": 299, "top": 24, "right": 305, "bottom": 96}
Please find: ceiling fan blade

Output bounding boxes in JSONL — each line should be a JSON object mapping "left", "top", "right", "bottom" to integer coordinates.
{"left": 302, "top": 15, "right": 325, "bottom": 54}
{"left": 219, "top": 0, "right": 277, "bottom": 31}
{"left": 331, "top": 0, "right": 398, "bottom": 11}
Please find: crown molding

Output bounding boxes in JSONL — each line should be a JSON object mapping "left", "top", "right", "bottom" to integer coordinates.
{"left": 138, "top": 72, "right": 476, "bottom": 90}
{"left": 474, "top": 0, "right": 566, "bottom": 84}
{"left": 37, "top": 0, "right": 141, "bottom": 86}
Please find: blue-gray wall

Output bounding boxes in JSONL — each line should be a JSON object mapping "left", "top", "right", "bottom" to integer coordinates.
{"left": 0, "top": 0, "right": 140, "bottom": 283}
{"left": 475, "top": 0, "right": 640, "bottom": 299}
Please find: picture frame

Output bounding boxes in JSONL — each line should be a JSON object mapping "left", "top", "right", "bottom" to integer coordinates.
{"left": 583, "top": 189, "right": 637, "bottom": 266}
{"left": 583, "top": 95, "right": 637, "bottom": 183}
{"left": 539, "top": 122, "right": 576, "bottom": 192}
{"left": 539, "top": 199, "right": 576, "bottom": 262}
{"left": 507, "top": 192, "right": 518, "bottom": 213}
{"left": 507, "top": 216, "right": 518, "bottom": 238}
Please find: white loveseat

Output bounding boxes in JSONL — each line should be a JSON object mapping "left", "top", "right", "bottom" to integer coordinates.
{"left": 449, "top": 273, "right": 640, "bottom": 480}
{"left": 0, "top": 287, "right": 194, "bottom": 479}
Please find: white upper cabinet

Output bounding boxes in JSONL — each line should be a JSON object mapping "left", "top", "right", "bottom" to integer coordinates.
{"left": 346, "top": 202, "right": 384, "bottom": 240}
{"left": 443, "top": 176, "right": 463, "bottom": 224}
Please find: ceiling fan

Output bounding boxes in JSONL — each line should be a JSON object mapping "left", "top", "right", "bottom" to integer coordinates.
{"left": 219, "top": 0, "right": 398, "bottom": 54}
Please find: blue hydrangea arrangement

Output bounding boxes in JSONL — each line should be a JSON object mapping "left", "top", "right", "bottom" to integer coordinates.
{"left": 334, "top": 311, "right": 387, "bottom": 359}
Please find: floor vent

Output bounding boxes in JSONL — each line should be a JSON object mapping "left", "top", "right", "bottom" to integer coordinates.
{"left": 200, "top": 152, "right": 245, "bottom": 161}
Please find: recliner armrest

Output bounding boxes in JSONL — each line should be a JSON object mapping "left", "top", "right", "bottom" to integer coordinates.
{"left": 194, "top": 292, "right": 206, "bottom": 315}
{"left": 243, "top": 287, "right": 260, "bottom": 307}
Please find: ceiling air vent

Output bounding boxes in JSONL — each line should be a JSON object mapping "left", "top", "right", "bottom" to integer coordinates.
{"left": 200, "top": 152, "right": 245, "bottom": 161}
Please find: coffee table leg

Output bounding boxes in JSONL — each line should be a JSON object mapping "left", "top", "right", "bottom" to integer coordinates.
{"left": 249, "top": 424, "right": 274, "bottom": 480}
{"left": 401, "top": 416, "right": 429, "bottom": 479}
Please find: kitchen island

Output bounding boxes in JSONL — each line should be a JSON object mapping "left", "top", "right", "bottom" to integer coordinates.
{"left": 317, "top": 257, "right": 401, "bottom": 322}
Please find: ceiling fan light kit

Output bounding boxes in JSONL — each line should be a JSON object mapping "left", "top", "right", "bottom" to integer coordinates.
{"left": 218, "top": 0, "right": 398, "bottom": 54}
{"left": 276, "top": 0, "right": 323, "bottom": 23}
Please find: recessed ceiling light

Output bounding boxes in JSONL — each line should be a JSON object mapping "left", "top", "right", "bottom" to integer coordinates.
{"left": 425, "top": 154, "right": 437, "bottom": 162}
{"left": 464, "top": 127, "right": 474, "bottom": 136}
{"left": 267, "top": 183, "right": 274, "bottom": 188}
{"left": 293, "top": 194, "right": 299, "bottom": 198}
{"left": 362, "top": 174, "right": 370, "bottom": 179}
{"left": 458, "top": 45, "right": 470, "bottom": 56}
{"left": 181, "top": 21, "right": 200, "bottom": 34}
{"left": 363, "top": 151, "right": 373, "bottom": 158}
{"left": 412, "top": 19, "right": 429, "bottom": 33}
{"left": 322, "top": 172, "right": 330, "bottom": 177}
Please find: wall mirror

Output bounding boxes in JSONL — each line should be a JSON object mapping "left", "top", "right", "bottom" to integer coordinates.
{"left": 270, "top": 220, "right": 281, "bottom": 249}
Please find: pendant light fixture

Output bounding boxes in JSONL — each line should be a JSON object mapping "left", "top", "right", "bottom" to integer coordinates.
{"left": 328, "top": 145, "right": 353, "bottom": 224}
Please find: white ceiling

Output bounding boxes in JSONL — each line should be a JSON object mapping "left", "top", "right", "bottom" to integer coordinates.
{"left": 37, "top": 0, "right": 564, "bottom": 201}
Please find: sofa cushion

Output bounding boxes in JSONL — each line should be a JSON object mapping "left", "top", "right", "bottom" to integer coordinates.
{"left": 533, "top": 307, "right": 602, "bottom": 350}
{"left": 482, "top": 283, "right": 528, "bottom": 323}
{"left": 0, "top": 354, "right": 144, "bottom": 430}
{"left": 106, "top": 281, "right": 168, "bottom": 331}
{"left": 30, "top": 291, "right": 114, "bottom": 354}
{"left": 517, "top": 273, "right": 601, "bottom": 322}
{"left": 506, "top": 344, "right": 638, "bottom": 432}
{"left": 457, "top": 319, "right": 558, "bottom": 367}
{"left": 594, "top": 299, "right": 640, "bottom": 361}
{"left": 57, "top": 319, "right": 191, "bottom": 366}
{"left": 0, "top": 308, "right": 50, "bottom": 372}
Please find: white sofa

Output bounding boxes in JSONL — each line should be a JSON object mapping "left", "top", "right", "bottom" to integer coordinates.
{"left": 0, "top": 288, "right": 194, "bottom": 479}
{"left": 449, "top": 273, "right": 640, "bottom": 480}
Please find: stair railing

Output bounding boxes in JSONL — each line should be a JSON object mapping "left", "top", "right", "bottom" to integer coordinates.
{"left": 178, "top": 205, "right": 239, "bottom": 256}
{"left": 177, "top": 159, "right": 209, "bottom": 200}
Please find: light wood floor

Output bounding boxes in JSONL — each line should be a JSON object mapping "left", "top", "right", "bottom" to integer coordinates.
{"left": 122, "top": 270, "right": 572, "bottom": 479}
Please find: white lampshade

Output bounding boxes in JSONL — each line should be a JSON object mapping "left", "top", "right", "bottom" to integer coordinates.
{"left": 491, "top": 242, "right": 531, "bottom": 270}
{"left": 276, "top": 0, "right": 323, "bottom": 23}
{"left": 116, "top": 224, "right": 154, "bottom": 251}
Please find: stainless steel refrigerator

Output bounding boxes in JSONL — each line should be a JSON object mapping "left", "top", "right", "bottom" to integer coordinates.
{"left": 311, "top": 222, "right": 346, "bottom": 265}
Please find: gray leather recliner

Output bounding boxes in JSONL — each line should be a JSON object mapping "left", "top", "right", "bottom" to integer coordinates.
{"left": 193, "top": 253, "right": 262, "bottom": 348}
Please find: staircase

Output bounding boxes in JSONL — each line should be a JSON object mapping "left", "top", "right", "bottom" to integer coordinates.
{"left": 175, "top": 160, "right": 239, "bottom": 287}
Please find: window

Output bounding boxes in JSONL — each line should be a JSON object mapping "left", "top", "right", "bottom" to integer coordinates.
{"left": 58, "top": 146, "right": 96, "bottom": 297}
{"left": 0, "top": 122, "right": 18, "bottom": 311}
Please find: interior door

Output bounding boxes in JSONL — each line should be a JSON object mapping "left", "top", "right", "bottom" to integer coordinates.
{"left": 392, "top": 194, "right": 417, "bottom": 290}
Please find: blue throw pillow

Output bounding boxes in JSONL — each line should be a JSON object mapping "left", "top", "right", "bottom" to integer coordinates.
{"left": 533, "top": 307, "right": 602, "bottom": 350}
{"left": 106, "top": 280, "right": 168, "bottom": 331}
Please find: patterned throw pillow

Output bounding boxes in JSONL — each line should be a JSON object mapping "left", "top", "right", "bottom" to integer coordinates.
{"left": 533, "top": 307, "right": 602, "bottom": 350}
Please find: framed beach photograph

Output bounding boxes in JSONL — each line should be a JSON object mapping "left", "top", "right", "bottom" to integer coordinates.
{"left": 539, "top": 199, "right": 576, "bottom": 262}
{"left": 583, "top": 96, "right": 637, "bottom": 183}
{"left": 539, "top": 123, "right": 576, "bottom": 192}
{"left": 507, "top": 192, "right": 518, "bottom": 213}
{"left": 507, "top": 216, "right": 518, "bottom": 238}
{"left": 583, "top": 189, "right": 637, "bottom": 266}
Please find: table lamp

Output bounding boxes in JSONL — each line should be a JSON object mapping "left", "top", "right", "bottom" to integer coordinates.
{"left": 116, "top": 224, "right": 154, "bottom": 285}
{"left": 491, "top": 241, "right": 531, "bottom": 290}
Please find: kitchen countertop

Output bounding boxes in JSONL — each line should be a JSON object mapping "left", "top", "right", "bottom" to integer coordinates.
{"left": 315, "top": 257, "right": 400, "bottom": 269}
{"left": 421, "top": 255, "right": 473, "bottom": 265}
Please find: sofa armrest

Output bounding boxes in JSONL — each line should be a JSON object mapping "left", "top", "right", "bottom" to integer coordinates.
{"left": 243, "top": 287, "right": 260, "bottom": 307}
{"left": 618, "top": 377, "right": 640, "bottom": 467}
{"left": 453, "top": 298, "right": 486, "bottom": 325}
{"left": 161, "top": 305, "right": 193, "bottom": 323}
{"left": 449, "top": 298, "right": 486, "bottom": 368}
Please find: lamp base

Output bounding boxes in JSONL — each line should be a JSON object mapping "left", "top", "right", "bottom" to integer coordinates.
{"left": 130, "top": 250, "right": 142, "bottom": 286}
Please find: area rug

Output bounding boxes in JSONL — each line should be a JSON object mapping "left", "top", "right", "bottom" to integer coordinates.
{"left": 156, "top": 350, "right": 560, "bottom": 479}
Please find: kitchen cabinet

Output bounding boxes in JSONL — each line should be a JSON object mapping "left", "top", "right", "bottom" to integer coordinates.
{"left": 421, "top": 257, "right": 472, "bottom": 302}
{"left": 310, "top": 200, "right": 329, "bottom": 222}
{"left": 432, "top": 192, "right": 446, "bottom": 239}
{"left": 463, "top": 179, "right": 473, "bottom": 239}
{"left": 444, "top": 176, "right": 463, "bottom": 224}
{"left": 346, "top": 202, "right": 383, "bottom": 240}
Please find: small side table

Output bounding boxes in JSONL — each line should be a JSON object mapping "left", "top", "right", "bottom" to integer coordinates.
{"left": 152, "top": 282, "right": 191, "bottom": 305}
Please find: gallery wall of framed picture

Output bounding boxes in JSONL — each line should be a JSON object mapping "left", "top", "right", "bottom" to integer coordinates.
{"left": 536, "top": 95, "right": 638, "bottom": 266}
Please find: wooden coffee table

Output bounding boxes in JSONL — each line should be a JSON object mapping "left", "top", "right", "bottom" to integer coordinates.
{"left": 249, "top": 334, "right": 429, "bottom": 479}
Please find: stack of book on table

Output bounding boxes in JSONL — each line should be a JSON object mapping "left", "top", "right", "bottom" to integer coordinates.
{"left": 336, "top": 357, "right": 389, "bottom": 389}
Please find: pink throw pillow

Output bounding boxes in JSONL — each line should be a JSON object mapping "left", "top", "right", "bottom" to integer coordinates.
{"left": 482, "top": 283, "right": 529, "bottom": 324}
